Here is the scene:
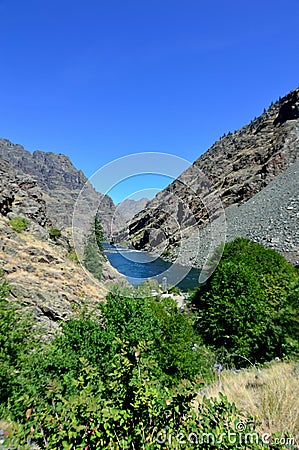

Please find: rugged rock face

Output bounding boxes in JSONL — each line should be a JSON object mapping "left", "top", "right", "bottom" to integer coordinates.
{"left": 167, "top": 159, "right": 299, "bottom": 268}
{"left": 0, "top": 139, "right": 124, "bottom": 234}
{"left": 0, "top": 158, "right": 49, "bottom": 226}
{"left": 0, "top": 214, "right": 108, "bottom": 334}
{"left": 0, "top": 172, "right": 125, "bottom": 333}
{"left": 0, "top": 142, "right": 127, "bottom": 332}
{"left": 122, "top": 87, "right": 299, "bottom": 266}
{"left": 116, "top": 198, "right": 149, "bottom": 223}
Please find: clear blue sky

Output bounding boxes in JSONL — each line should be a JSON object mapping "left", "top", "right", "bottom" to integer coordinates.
{"left": 1, "top": 0, "right": 298, "bottom": 202}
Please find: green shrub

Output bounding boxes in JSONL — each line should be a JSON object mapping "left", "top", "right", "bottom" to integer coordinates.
{"left": 0, "top": 277, "right": 37, "bottom": 411}
{"left": 82, "top": 217, "right": 106, "bottom": 281}
{"left": 104, "top": 293, "right": 214, "bottom": 383}
{"left": 82, "top": 235, "right": 103, "bottom": 281}
{"left": 66, "top": 247, "right": 79, "bottom": 262}
{"left": 94, "top": 216, "right": 105, "bottom": 253}
{"left": 0, "top": 277, "right": 280, "bottom": 449}
{"left": 11, "top": 372, "right": 265, "bottom": 449}
{"left": 48, "top": 227, "right": 62, "bottom": 241}
{"left": 279, "top": 277, "right": 299, "bottom": 356}
{"left": 9, "top": 216, "right": 29, "bottom": 232}
{"left": 167, "top": 285, "right": 181, "bottom": 295}
{"left": 191, "top": 238, "right": 299, "bottom": 365}
{"left": 2, "top": 293, "right": 212, "bottom": 434}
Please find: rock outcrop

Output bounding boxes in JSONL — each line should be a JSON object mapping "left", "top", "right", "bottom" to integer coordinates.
{"left": 0, "top": 214, "right": 108, "bottom": 335}
{"left": 0, "top": 158, "right": 49, "bottom": 226}
{"left": 0, "top": 139, "right": 125, "bottom": 234}
{"left": 0, "top": 141, "right": 127, "bottom": 333}
{"left": 121, "top": 87, "right": 299, "bottom": 266}
{"left": 116, "top": 198, "right": 149, "bottom": 223}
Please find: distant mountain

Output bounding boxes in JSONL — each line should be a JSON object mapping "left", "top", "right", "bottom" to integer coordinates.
{"left": 0, "top": 139, "right": 125, "bottom": 234}
{"left": 116, "top": 198, "right": 149, "bottom": 223}
{"left": 0, "top": 139, "right": 127, "bottom": 333}
{"left": 121, "top": 87, "right": 299, "bottom": 267}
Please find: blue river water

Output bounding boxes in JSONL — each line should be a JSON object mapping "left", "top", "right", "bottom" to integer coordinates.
{"left": 103, "top": 243, "right": 201, "bottom": 291}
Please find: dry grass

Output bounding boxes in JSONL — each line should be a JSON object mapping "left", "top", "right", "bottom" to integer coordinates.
{"left": 196, "top": 360, "right": 299, "bottom": 439}
{"left": 0, "top": 215, "right": 108, "bottom": 321}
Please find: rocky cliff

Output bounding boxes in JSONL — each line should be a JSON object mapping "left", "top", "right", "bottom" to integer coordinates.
{"left": 0, "top": 142, "right": 126, "bottom": 333}
{"left": 116, "top": 198, "right": 149, "bottom": 223}
{"left": 0, "top": 139, "right": 124, "bottom": 234}
{"left": 0, "top": 213, "right": 109, "bottom": 335}
{"left": 122, "top": 87, "right": 299, "bottom": 266}
{"left": 0, "top": 158, "right": 49, "bottom": 226}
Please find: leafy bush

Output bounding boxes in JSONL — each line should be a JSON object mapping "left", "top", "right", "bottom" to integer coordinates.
{"left": 191, "top": 238, "right": 299, "bottom": 365}
{"left": 65, "top": 247, "right": 79, "bottom": 262}
{"left": 0, "top": 277, "right": 282, "bottom": 449}
{"left": 94, "top": 215, "right": 105, "bottom": 253}
{"left": 15, "top": 292, "right": 213, "bottom": 400}
{"left": 10, "top": 376, "right": 265, "bottom": 449}
{"left": 102, "top": 292, "right": 213, "bottom": 383}
{"left": 0, "top": 277, "right": 37, "bottom": 412}
{"left": 9, "top": 216, "right": 29, "bottom": 232}
{"left": 48, "top": 227, "right": 62, "bottom": 241}
{"left": 280, "top": 277, "right": 299, "bottom": 356}
{"left": 82, "top": 216, "right": 106, "bottom": 281}
{"left": 82, "top": 235, "right": 103, "bottom": 281}
{"left": 3, "top": 334, "right": 263, "bottom": 448}
{"left": 161, "top": 249, "right": 171, "bottom": 258}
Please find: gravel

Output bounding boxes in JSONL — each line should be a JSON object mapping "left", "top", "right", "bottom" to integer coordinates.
{"left": 175, "top": 160, "right": 299, "bottom": 268}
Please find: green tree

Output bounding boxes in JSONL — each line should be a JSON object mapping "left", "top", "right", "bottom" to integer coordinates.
{"left": 102, "top": 292, "right": 213, "bottom": 383}
{"left": 191, "top": 238, "right": 299, "bottom": 365}
{"left": 82, "top": 216, "right": 105, "bottom": 281}
{"left": 0, "top": 278, "right": 268, "bottom": 449}
{"left": 94, "top": 215, "right": 105, "bottom": 252}
{"left": 83, "top": 235, "right": 103, "bottom": 281}
{"left": 48, "top": 227, "right": 62, "bottom": 241}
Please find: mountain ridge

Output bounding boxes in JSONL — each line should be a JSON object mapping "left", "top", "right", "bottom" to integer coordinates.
{"left": 116, "top": 197, "right": 149, "bottom": 223}
{"left": 120, "top": 87, "right": 299, "bottom": 267}
{"left": 0, "top": 140, "right": 126, "bottom": 332}
{"left": 0, "top": 138, "right": 125, "bottom": 234}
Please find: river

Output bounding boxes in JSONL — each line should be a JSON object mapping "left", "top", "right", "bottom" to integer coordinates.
{"left": 104, "top": 243, "right": 201, "bottom": 291}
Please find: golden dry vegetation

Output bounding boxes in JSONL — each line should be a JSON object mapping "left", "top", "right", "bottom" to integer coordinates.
{"left": 197, "top": 360, "right": 299, "bottom": 440}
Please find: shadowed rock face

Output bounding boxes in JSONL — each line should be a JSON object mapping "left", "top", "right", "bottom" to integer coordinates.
{"left": 0, "top": 177, "right": 125, "bottom": 331}
{"left": 0, "top": 142, "right": 127, "bottom": 333}
{"left": 0, "top": 158, "right": 49, "bottom": 226}
{"left": 0, "top": 139, "right": 124, "bottom": 233}
{"left": 116, "top": 198, "right": 149, "bottom": 223}
{"left": 121, "top": 87, "right": 299, "bottom": 265}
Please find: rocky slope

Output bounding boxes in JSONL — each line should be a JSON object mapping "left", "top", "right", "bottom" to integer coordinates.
{"left": 0, "top": 158, "right": 49, "bottom": 226}
{"left": 122, "top": 87, "right": 299, "bottom": 266}
{"left": 0, "top": 138, "right": 125, "bottom": 234}
{"left": 116, "top": 198, "right": 149, "bottom": 223}
{"left": 172, "top": 159, "right": 299, "bottom": 268}
{"left": 0, "top": 145, "right": 126, "bottom": 333}
{"left": 0, "top": 213, "right": 109, "bottom": 335}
